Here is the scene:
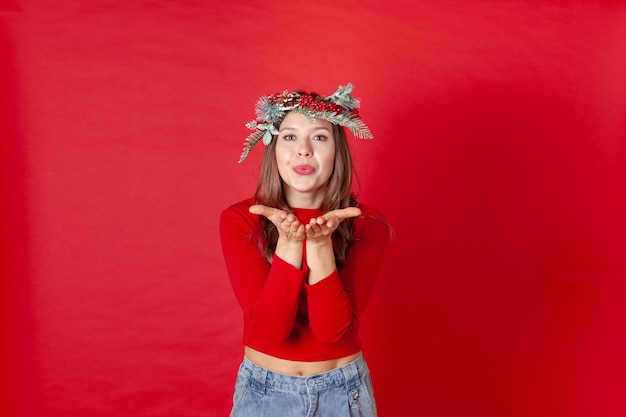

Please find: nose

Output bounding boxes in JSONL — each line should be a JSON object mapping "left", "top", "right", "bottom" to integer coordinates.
{"left": 297, "top": 140, "right": 312, "bottom": 157}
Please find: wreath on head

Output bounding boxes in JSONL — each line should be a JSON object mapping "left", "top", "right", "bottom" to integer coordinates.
{"left": 239, "top": 83, "right": 372, "bottom": 163}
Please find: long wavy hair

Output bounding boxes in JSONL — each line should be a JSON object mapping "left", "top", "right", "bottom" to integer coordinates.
{"left": 253, "top": 114, "right": 358, "bottom": 269}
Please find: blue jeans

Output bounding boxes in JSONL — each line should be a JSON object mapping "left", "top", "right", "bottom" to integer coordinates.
{"left": 230, "top": 355, "right": 377, "bottom": 417}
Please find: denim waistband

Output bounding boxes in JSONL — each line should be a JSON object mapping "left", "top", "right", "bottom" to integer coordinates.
{"left": 240, "top": 355, "right": 368, "bottom": 393}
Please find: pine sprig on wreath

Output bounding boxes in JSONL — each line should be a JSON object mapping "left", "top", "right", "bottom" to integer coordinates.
{"left": 238, "top": 130, "right": 264, "bottom": 163}
{"left": 326, "top": 83, "right": 360, "bottom": 110}
{"left": 293, "top": 107, "right": 372, "bottom": 139}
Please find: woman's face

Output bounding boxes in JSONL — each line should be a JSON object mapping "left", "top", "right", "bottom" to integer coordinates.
{"left": 275, "top": 111, "right": 336, "bottom": 208}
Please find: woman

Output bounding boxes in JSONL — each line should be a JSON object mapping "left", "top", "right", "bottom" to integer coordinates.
{"left": 220, "top": 83, "right": 390, "bottom": 417}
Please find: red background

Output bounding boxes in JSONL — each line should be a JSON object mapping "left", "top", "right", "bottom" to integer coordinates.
{"left": 2, "top": 1, "right": 625, "bottom": 416}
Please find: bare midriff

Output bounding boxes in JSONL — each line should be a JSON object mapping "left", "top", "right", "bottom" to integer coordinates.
{"left": 244, "top": 346, "right": 361, "bottom": 376}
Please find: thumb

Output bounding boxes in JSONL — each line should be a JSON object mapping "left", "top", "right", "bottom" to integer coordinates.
{"left": 337, "top": 206, "right": 362, "bottom": 220}
{"left": 324, "top": 207, "right": 362, "bottom": 228}
{"left": 249, "top": 204, "right": 271, "bottom": 216}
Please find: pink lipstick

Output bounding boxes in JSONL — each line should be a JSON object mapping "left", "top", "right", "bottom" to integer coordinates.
{"left": 293, "top": 165, "right": 315, "bottom": 175}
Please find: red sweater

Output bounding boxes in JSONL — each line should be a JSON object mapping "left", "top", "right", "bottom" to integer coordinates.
{"left": 220, "top": 198, "right": 389, "bottom": 361}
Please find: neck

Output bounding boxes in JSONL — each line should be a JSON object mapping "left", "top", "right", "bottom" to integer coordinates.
{"left": 285, "top": 190, "right": 325, "bottom": 209}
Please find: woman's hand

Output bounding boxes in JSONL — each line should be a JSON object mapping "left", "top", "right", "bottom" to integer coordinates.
{"left": 304, "top": 207, "right": 361, "bottom": 284}
{"left": 249, "top": 205, "right": 305, "bottom": 242}
{"left": 305, "top": 207, "right": 362, "bottom": 242}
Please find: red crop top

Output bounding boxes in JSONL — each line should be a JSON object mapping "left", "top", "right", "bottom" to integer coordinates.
{"left": 220, "top": 197, "right": 389, "bottom": 361}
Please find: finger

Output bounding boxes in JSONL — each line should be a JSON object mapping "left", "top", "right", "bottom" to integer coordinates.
{"left": 279, "top": 214, "right": 303, "bottom": 235}
{"left": 305, "top": 224, "right": 322, "bottom": 239}
{"left": 336, "top": 207, "right": 362, "bottom": 220}
{"left": 306, "top": 222, "right": 323, "bottom": 236}
{"left": 279, "top": 216, "right": 293, "bottom": 231}
{"left": 312, "top": 217, "right": 333, "bottom": 233}
{"left": 286, "top": 213, "right": 299, "bottom": 223}
{"left": 310, "top": 217, "right": 326, "bottom": 226}
{"left": 250, "top": 205, "right": 289, "bottom": 225}
{"left": 249, "top": 204, "right": 272, "bottom": 216}
{"left": 288, "top": 218, "right": 301, "bottom": 234}
{"left": 312, "top": 214, "right": 338, "bottom": 229}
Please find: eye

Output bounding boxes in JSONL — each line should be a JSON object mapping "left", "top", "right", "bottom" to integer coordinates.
{"left": 282, "top": 134, "right": 296, "bottom": 141}
{"left": 313, "top": 135, "right": 327, "bottom": 141}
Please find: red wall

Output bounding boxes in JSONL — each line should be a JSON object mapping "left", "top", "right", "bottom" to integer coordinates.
{"left": 2, "top": 1, "right": 625, "bottom": 416}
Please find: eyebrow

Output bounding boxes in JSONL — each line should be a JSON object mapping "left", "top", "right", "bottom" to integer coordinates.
{"left": 279, "top": 126, "right": 332, "bottom": 133}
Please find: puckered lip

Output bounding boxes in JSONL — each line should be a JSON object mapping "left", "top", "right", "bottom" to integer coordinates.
{"left": 293, "top": 164, "right": 315, "bottom": 175}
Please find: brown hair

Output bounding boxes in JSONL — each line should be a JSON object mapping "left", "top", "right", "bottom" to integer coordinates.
{"left": 253, "top": 117, "right": 358, "bottom": 268}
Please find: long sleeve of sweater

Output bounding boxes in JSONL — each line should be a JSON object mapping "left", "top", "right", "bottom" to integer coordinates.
{"left": 306, "top": 209, "right": 390, "bottom": 343}
{"left": 220, "top": 200, "right": 308, "bottom": 342}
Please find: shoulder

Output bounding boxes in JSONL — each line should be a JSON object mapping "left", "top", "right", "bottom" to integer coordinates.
{"left": 220, "top": 197, "right": 258, "bottom": 227}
